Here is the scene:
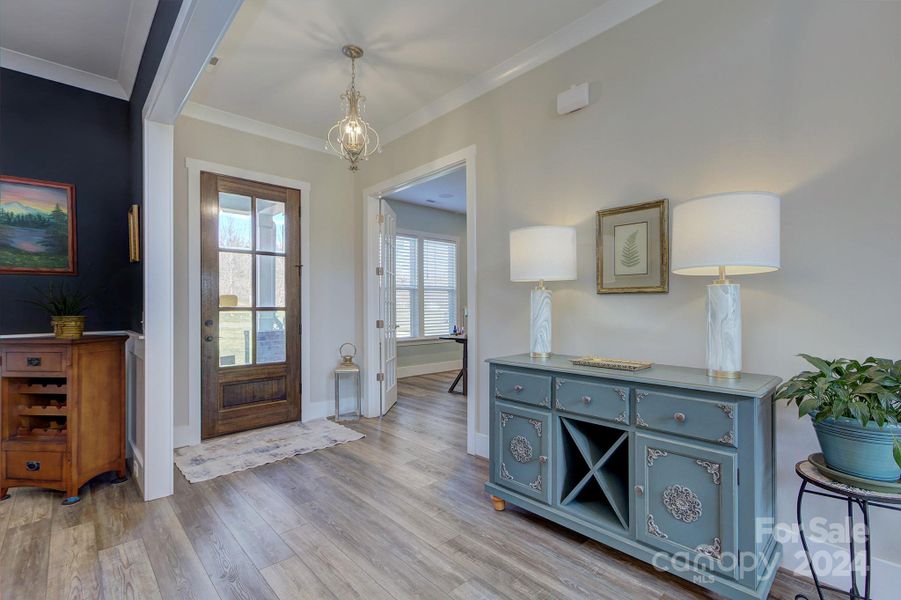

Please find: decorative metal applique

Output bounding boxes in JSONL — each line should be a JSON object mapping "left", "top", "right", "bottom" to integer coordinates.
{"left": 647, "top": 447, "right": 668, "bottom": 467}
{"left": 509, "top": 435, "right": 534, "bottom": 463}
{"left": 529, "top": 473, "right": 543, "bottom": 492}
{"left": 662, "top": 485, "right": 702, "bottom": 523}
{"left": 555, "top": 378, "right": 567, "bottom": 390}
{"left": 718, "top": 404, "right": 734, "bottom": 419}
{"left": 636, "top": 391, "right": 649, "bottom": 427}
{"left": 614, "top": 387, "right": 627, "bottom": 402}
{"left": 500, "top": 462, "right": 513, "bottom": 481}
{"left": 614, "top": 410, "right": 626, "bottom": 423}
{"left": 647, "top": 514, "right": 668, "bottom": 539}
{"left": 718, "top": 429, "right": 734, "bottom": 446}
{"left": 697, "top": 537, "right": 722, "bottom": 560}
{"left": 528, "top": 418, "right": 543, "bottom": 437}
{"left": 696, "top": 460, "right": 722, "bottom": 485}
{"left": 555, "top": 397, "right": 566, "bottom": 410}
{"left": 539, "top": 396, "right": 550, "bottom": 408}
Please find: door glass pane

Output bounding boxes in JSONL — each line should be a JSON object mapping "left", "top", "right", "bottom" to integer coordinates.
{"left": 257, "top": 255, "right": 285, "bottom": 307}
{"left": 219, "top": 193, "right": 252, "bottom": 250}
{"left": 219, "top": 252, "right": 252, "bottom": 307}
{"left": 219, "top": 311, "right": 252, "bottom": 367}
{"left": 256, "top": 199, "right": 286, "bottom": 253}
{"left": 257, "top": 311, "right": 286, "bottom": 364}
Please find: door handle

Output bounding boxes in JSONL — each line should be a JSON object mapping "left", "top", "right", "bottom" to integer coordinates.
{"left": 204, "top": 319, "right": 214, "bottom": 327}
{"left": 26, "top": 461, "right": 41, "bottom": 472}
{"left": 204, "top": 336, "right": 214, "bottom": 342}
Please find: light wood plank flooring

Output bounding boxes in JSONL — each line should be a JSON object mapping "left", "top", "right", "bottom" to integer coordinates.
{"left": 1, "top": 371, "right": 836, "bottom": 600}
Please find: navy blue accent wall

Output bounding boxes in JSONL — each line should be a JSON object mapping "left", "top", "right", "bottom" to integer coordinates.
{"left": 0, "top": 69, "right": 133, "bottom": 334}
{"left": 0, "top": 0, "right": 182, "bottom": 335}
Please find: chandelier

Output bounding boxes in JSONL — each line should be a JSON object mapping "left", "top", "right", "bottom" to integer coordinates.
{"left": 327, "top": 45, "right": 380, "bottom": 171}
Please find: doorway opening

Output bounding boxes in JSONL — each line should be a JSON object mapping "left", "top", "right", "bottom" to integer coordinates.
{"left": 363, "top": 146, "right": 478, "bottom": 454}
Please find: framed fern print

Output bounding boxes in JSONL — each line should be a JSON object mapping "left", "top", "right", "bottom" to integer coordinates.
{"left": 596, "top": 199, "right": 668, "bottom": 294}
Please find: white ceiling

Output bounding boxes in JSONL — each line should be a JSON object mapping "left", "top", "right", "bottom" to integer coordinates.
{"left": 385, "top": 166, "right": 466, "bottom": 213}
{"left": 0, "top": 0, "right": 158, "bottom": 99}
{"left": 185, "top": 0, "right": 659, "bottom": 148}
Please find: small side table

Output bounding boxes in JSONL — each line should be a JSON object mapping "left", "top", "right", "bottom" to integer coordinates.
{"left": 794, "top": 460, "right": 901, "bottom": 600}
{"left": 438, "top": 335, "right": 467, "bottom": 395}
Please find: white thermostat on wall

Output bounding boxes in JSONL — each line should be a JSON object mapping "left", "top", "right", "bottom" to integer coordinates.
{"left": 557, "top": 83, "right": 590, "bottom": 115}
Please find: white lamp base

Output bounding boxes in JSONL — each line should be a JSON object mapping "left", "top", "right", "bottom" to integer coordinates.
{"left": 530, "top": 287, "right": 552, "bottom": 358}
{"left": 706, "top": 282, "right": 741, "bottom": 378}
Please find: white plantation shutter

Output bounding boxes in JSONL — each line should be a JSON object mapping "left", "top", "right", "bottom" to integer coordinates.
{"left": 395, "top": 235, "right": 418, "bottom": 338}
{"left": 393, "top": 233, "right": 458, "bottom": 339}
{"left": 422, "top": 238, "right": 457, "bottom": 337}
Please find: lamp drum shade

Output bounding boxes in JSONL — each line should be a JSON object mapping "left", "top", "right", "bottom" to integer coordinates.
{"left": 671, "top": 192, "right": 781, "bottom": 276}
{"left": 510, "top": 226, "right": 577, "bottom": 282}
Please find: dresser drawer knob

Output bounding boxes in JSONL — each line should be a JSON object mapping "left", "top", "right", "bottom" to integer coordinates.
{"left": 538, "top": 456, "right": 548, "bottom": 464}
{"left": 634, "top": 485, "right": 644, "bottom": 496}
{"left": 27, "top": 357, "right": 42, "bottom": 367}
{"left": 514, "top": 385, "right": 524, "bottom": 392}
{"left": 581, "top": 395, "right": 592, "bottom": 404}
{"left": 25, "top": 461, "right": 41, "bottom": 472}
{"left": 674, "top": 412, "right": 686, "bottom": 423}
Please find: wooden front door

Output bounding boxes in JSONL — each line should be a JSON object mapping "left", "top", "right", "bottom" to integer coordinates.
{"left": 200, "top": 172, "right": 301, "bottom": 438}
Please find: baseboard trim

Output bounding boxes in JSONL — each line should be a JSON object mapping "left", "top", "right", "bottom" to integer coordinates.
{"left": 128, "top": 440, "right": 145, "bottom": 496}
{"left": 778, "top": 528, "right": 901, "bottom": 598}
{"left": 398, "top": 360, "right": 461, "bottom": 379}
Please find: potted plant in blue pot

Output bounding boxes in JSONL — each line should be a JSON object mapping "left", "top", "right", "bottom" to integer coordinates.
{"left": 777, "top": 355, "right": 901, "bottom": 482}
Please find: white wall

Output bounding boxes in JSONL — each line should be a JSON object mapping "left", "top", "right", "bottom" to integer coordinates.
{"left": 386, "top": 199, "right": 467, "bottom": 371}
{"left": 173, "top": 116, "right": 357, "bottom": 426}
{"left": 355, "top": 0, "right": 901, "bottom": 586}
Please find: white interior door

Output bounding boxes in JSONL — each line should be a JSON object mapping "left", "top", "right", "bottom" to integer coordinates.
{"left": 379, "top": 199, "right": 398, "bottom": 414}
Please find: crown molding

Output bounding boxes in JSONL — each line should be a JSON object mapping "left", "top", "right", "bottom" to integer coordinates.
{"left": 180, "top": 101, "right": 329, "bottom": 154}
{"left": 380, "top": 0, "right": 662, "bottom": 143}
{"left": 0, "top": 47, "right": 128, "bottom": 100}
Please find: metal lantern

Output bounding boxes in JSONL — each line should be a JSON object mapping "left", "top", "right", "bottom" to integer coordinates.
{"left": 334, "top": 343, "right": 361, "bottom": 421}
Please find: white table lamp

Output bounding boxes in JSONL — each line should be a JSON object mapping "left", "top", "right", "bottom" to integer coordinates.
{"left": 672, "top": 192, "right": 780, "bottom": 378}
{"left": 510, "top": 226, "right": 577, "bottom": 358}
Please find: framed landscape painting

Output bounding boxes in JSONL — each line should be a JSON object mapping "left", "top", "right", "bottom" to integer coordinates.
{"left": 596, "top": 199, "right": 668, "bottom": 294}
{"left": 0, "top": 175, "right": 77, "bottom": 274}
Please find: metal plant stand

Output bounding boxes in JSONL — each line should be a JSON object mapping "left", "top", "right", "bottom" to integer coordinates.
{"left": 794, "top": 460, "right": 901, "bottom": 600}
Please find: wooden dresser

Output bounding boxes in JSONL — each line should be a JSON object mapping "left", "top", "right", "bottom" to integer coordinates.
{"left": 486, "top": 354, "right": 782, "bottom": 600}
{"left": 0, "top": 335, "right": 127, "bottom": 505}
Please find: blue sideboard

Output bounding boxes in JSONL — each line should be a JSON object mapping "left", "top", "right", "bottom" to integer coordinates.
{"left": 485, "top": 354, "right": 782, "bottom": 600}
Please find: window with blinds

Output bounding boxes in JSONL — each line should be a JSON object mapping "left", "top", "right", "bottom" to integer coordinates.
{"left": 394, "top": 233, "right": 458, "bottom": 339}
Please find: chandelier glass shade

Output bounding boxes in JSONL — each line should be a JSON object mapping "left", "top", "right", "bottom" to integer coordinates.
{"left": 327, "top": 45, "right": 380, "bottom": 171}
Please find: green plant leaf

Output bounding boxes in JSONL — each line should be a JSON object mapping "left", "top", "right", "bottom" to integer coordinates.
{"left": 894, "top": 438, "right": 901, "bottom": 470}
{"left": 797, "top": 397, "right": 820, "bottom": 417}
{"left": 799, "top": 354, "right": 835, "bottom": 377}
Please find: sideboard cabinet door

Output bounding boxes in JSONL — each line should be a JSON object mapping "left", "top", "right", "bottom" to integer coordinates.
{"left": 493, "top": 401, "right": 551, "bottom": 504}
{"left": 635, "top": 434, "right": 737, "bottom": 579}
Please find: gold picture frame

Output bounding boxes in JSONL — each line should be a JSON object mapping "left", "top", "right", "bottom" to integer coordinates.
{"left": 128, "top": 204, "right": 140, "bottom": 263}
{"left": 596, "top": 199, "right": 669, "bottom": 294}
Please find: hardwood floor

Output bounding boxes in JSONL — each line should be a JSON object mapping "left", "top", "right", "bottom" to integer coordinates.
{"left": 0, "top": 371, "right": 837, "bottom": 600}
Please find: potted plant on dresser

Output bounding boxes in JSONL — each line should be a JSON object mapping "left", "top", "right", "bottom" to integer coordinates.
{"left": 26, "top": 284, "right": 90, "bottom": 339}
{"left": 778, "top": 354, "right": 901, "bottom": 482}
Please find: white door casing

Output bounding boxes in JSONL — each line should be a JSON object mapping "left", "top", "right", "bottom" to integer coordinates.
{"left": 379, "top": 199, "right": 399, "bottom": 414}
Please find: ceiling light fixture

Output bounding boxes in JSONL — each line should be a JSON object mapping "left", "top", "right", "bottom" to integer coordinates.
{"left": 327, "top": 45, "right": 380, "bottom": 171}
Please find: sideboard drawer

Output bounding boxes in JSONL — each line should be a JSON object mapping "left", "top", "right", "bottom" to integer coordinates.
{"left": 1, "top": 348, "right": 68, "bottom": 376}
{"left": 494, "top": 368, "right": 551, "bottom": 408}
{"left": 5, "top": 450, "right": 64, "bottom": 482}
{"left": 554, "top": 377, "right": 628, "bottom": 424}
{"left": 635, "top": 389, "right": 737, "bottom": 447}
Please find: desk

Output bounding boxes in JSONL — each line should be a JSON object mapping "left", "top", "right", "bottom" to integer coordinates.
{"left": 438, "top": 335, "right": 467, "bottom": 395}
